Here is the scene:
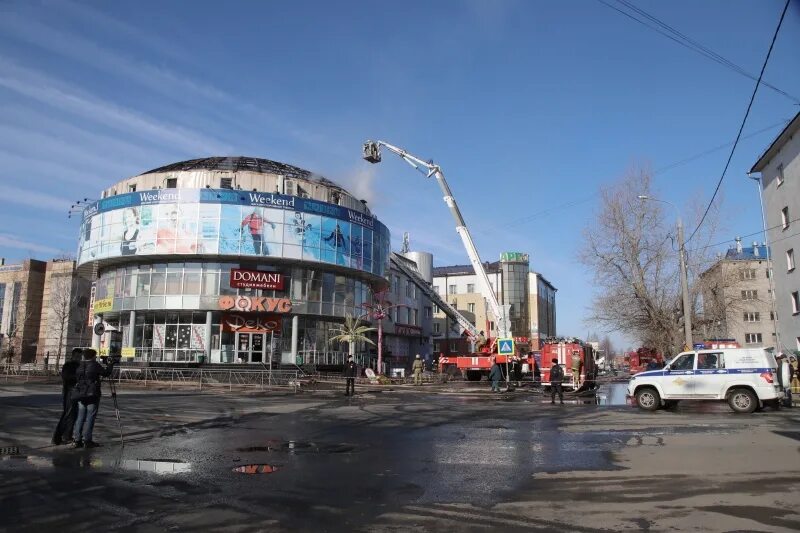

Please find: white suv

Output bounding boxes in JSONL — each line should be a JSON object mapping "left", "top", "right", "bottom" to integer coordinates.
{"left": 627, "top": 348, "right": 783, "bottom": 414}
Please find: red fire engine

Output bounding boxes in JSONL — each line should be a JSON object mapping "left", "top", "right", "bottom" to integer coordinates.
{"left": 626, "top": 348, "right": 663, "bottom": 375}
{"left": 438, "top": 336, "right": 534, "bottom": 381}
{"left": 539, "top": 338, "right": 597, "bottom": 391}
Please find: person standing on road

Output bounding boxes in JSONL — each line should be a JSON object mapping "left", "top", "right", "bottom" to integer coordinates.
{"left": 52, "top": 348, "right": 81, "bottom": 445}
{"left": 571, "top": 350, "right": 582, "bottom": 388}
{"left": 412, "top": 354, "right": 424, "bottom": 386}
{"left": 71, "top": 349, "right": 114, "bottom": 448}
{"left": 776, "top": 353, "right": 794, "bottom": 407}
{"left": 550, "top": 357, "right": 564, "bottom": 404}
{"left": 489, "top": 358, "right": 503, "bottom": 393}
{"left": 532, "top": 357, "right": 541, "bottom": 386}
{"left": 343, "top": 356, "right": 357, "bottom": 397}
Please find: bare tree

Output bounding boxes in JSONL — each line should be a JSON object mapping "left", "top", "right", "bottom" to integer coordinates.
{"left": 48, "top": 273, "right": 79, "bottom": 369}
{"left": 580, "top": 168, "right": 725, "bottom": 357}
{"left": 3, "top": 311, "right": 32, "bottom": 365}
{"left": 600, "top": 335, "right": 614, "bottom": 358}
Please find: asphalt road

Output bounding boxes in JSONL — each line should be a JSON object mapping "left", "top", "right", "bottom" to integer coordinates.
{"left": 1, "top": 381, "right": 799, "bottom": 532}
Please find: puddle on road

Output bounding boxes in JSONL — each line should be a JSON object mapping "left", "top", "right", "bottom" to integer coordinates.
{"left": 237, "top": 440, "right": 356, "bottom": 454}
{"left": 596, "top": 382, "right": 630, "bottom": 406}
{"left": 119, "top": 459, "right": 191, "bottom": 474}
{"left": 232, "top": 464, "right": 280, "bottom": 474}
{"left": 2, "top": 454, "right": 191, "bottom": 474}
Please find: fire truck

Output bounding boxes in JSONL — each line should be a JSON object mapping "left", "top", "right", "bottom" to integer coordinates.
{"left": 539, "top": 338, "right": 598, "bottom": 391}
{"left": 364, "top": 140, "right": 531, "bottom": 383}
{"left": 626, "top": 347, "right": 664, "bottom": 375}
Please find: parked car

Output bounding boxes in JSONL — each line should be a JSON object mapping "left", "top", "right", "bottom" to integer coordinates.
{"left": 627, "top": 348, "right": 783, "bottom": 414}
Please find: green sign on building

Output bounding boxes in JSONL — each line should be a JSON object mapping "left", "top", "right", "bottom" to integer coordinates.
{"left": 500, "top": 252, "right": 529, "bottom": 263}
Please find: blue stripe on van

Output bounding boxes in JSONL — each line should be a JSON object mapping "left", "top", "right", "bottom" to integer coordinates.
{"left": 633, "top": 368, "right": 773, "bottom": 378}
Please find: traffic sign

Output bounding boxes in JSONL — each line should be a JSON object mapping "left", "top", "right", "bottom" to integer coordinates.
{"left": 497, "top": 338, "right": 515, "bottom": 355}
{"left": 93, "top": 322, "right": 106, "bottom": 336}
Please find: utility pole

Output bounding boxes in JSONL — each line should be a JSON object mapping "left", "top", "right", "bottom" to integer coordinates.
{"left": 677, "top": 218, "right": 693, "bottom": 350}
{"left": 639, "top": 195, "right": 693, "bottom": 351}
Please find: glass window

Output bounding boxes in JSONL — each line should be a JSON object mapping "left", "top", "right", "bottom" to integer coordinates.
{"left": 166, "top": 272, "right": 182, "bottom": 294}
{"left": 183, "top": 271, "right": 201, "bottom": 294}
{"left": 202, "top": 271, "right": 219, "bottom": 295}
{"left": 322, "top": 273, "right": 335, "bottom": 303}
{"left": 150, "top": 272, "right": 166, "bottom": 295}
{"left": 697, "top": 352, "right": 723, "bottom": 370}
{"left": 670, "top": 353, "right": 695, "bottom": 371}
{"left": 219, "top": 271, "right": 236, "bottom": 295}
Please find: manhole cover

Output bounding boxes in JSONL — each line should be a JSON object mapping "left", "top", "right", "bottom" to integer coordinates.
{"left": 0, "top": 446, "right": 20, "bottom": 456}
{"left": 232, "top": 464, "right": 280, "bottom": 474}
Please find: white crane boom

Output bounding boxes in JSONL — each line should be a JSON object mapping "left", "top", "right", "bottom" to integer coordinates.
{"left": 363, "top": 140, "right": 510, "bottom": 339}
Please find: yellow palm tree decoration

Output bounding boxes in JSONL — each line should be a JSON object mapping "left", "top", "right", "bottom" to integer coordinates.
{"left": 329, "top": 314, "right": 376, "bottom": 356}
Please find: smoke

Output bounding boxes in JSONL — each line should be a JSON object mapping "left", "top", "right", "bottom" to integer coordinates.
{"left": 339, "top": 163, "right": 380, "bottom": 208}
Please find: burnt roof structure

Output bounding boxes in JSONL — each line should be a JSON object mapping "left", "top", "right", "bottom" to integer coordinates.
{"left": 141, "top": 156, "right": 338, "bottom": 186}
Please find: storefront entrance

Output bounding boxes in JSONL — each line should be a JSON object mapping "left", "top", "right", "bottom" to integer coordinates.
{"left": 235, "top": 332, "right": 266, "bottom": 363}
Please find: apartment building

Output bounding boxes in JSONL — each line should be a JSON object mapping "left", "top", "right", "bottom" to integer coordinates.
{"left": 750, "top": 111, "right": 800, "bottom": 352}
{"left": 700, "top": 241, "right": 775, "bottom": 348}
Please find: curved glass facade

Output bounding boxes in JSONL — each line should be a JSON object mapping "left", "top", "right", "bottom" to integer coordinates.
{"left": 81, "top": 183, "right": 390, "bottom": 367}
{"left": 77, "top": 189, "right": 391, "bottom": 277}
{"left": 94, "top": 263, "right": 372, "bottom": 317}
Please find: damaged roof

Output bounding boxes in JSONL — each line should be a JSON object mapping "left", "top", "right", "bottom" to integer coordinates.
{"left": 140, "top": 156, "right": 338, "bottom": 186}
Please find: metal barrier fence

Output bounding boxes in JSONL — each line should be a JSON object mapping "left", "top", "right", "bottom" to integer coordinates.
{"left": 1, "top": 363, "right": 301, "bottom": 392}
{"left": 115, "top": 367, "right": 302, "bottom": 391}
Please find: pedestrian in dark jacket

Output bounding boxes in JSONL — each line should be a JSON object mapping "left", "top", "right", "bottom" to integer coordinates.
{"left": 52, "top": 348, "right": 82, "bottom": 445}
{"left": 550, "top": 358, "right": 564, "bottom": 404}
{"left": 72, "top": 349, "right": 113, "bottom": 448}
{"left": 533, "top": 360, "right": 541, "bottom": 386}
{"left": 343, "top": 356, "right": 357, "bottom": 396}
{"left": 489, "top": 359, "right": 503, "bottom": 392}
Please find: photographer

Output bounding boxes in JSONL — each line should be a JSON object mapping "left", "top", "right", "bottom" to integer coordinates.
{"left": 71, "top": 349, "right": 115, "bottom": 448}
{"left": 51, "top": 348, "right": 82, "bottom": 445}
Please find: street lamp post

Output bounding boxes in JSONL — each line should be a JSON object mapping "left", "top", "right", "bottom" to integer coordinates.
{"left": 638, "top": 195, "right": 693, "bottom": 350}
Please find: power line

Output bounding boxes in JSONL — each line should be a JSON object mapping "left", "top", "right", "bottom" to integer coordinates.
{"left": 685, "top": 0, "right": 790, "bottom": 245}
{"left": 477, "top": 119, "right": 787, "bottom": 234}
{"left": 687, "top": 215, "right": 800, "bottom": 254}
{"left": 596, "top": 0, "right": 799, "bottom": 103}
{"left": 653, "top": 119, "right": 789, "bottom": 175}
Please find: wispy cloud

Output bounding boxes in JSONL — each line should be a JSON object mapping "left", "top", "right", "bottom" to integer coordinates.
{"left": 0, "top": 58, "right": 232, "bottom": 155}
{"left": 0, "top": 104, "right": 177, "bottom": 180}
{"left": 51, "top": 0, "right": 198, "bottom": 66}
{"left": 0, "top": 233, "right": 63, "bottom": 255}
{"left": 0, "top": 13, "right": 229, "bottom": 104}
{"left": 0, "top": 184, "right": 72, "bottom": 211}
{"left": 0, "top": 9, "right": 348, "bottom": 161}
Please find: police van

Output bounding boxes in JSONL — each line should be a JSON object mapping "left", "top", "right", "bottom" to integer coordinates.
{"left": 627, "top": 348, "right": 783, "bottom": 414}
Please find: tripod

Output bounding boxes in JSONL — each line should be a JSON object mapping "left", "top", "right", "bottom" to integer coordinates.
{"left": 107, "top": 377, "right": 124, "bottom": 447}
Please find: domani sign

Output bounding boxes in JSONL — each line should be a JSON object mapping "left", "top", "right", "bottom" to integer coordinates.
{"left": 229, "top": 269, "right": 284, "bottom": 290}
{"left": 218, "top": 296, "right": 292, "bottom": 313}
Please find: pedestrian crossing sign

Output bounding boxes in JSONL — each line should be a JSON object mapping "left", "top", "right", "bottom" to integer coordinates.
{"left": 497, "top": 338, "right": 514, "bottom": 355}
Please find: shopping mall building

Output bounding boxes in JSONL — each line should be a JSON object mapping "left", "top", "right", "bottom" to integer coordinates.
{"left": 77, "top": 157, "right": 395, "bottom": 367}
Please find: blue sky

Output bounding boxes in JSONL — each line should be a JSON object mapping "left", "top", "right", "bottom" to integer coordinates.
{"left": 0, "top": 0, "right": 798, "bottom": 348}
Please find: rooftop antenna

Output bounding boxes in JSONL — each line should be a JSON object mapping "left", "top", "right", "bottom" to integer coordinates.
{"left": 401, "top": 232, "right": 410, "bottom": 254}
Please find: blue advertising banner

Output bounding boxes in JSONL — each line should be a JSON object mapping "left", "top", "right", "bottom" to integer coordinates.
{"left": 84, "top": 189, "right": 379, "bottom": 230}
{"left": 77, "top": 189, "right": 390, "bottom": 277}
